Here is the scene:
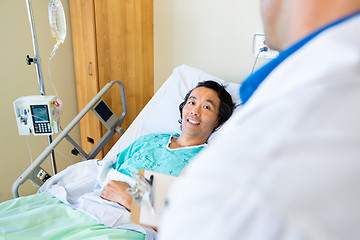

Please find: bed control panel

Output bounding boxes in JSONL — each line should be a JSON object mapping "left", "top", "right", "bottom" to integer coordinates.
{"left": 37, "top": 169, "right": 51, "bottom": 182}
{"left": 92, "top": 99, "right": 119, "bottom": 130}
{"left": 30, "top": 166, "right": 52, "bottom": 186}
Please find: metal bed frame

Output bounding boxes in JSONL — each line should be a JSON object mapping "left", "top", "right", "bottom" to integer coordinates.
{"left": 12, "top": 80, "right": 127, "bottom": 198}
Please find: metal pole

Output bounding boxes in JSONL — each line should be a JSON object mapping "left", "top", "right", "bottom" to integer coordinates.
{"left": 25, "top": 0, "right": 45, "bottom": 95}
{"left": 48, "top": 135, "right": 57, "bottom": 174}
{"left": 25, "top": 0, "right": 57, "bottom": 174}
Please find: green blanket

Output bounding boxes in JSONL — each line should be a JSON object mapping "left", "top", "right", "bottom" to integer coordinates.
{"left": 0, "top": 191, "right": 145, "bottom": 240}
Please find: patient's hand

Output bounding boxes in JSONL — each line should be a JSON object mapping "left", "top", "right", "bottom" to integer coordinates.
{"left": 101, "top": 180, "right": 133, "bottom": 211}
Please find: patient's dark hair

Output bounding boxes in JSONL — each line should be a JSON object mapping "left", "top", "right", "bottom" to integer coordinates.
{"left": 179, "top": 80, "right": 235, "bottom": 130}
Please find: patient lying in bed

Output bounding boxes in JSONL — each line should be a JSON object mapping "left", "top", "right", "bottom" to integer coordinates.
{"left": 100, "top": 80, "right": 235, "bottom": 211}
{"left": 36, "top": 80, "right": 234, "bottom": 227}
{"left": 0, "top": 66, "right": 239, "bottom": 239}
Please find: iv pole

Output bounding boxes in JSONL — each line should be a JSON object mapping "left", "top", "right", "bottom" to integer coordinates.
{"left": 25, "top": 0, "right": 57, "bottom": 175}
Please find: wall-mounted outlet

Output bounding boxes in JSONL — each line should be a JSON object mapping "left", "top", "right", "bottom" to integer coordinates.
{"left": 253, "top": 34, "right": 279, "bottom": 59}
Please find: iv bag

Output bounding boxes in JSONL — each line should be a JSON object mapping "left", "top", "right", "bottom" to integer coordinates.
{"left": 48, "top": 0, "right": 66, "bottom": 59}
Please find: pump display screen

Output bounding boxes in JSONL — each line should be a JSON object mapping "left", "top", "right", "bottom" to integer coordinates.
{"left": 30, "top": 105, "right": 52, "bottom": 134}
{"left": 31, "top": 105, "right": 49, "bottom": 123}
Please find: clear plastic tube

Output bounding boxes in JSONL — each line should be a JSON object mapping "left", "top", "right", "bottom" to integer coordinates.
{"left": 48, "top": 0, "right": 66, "bottom": 59}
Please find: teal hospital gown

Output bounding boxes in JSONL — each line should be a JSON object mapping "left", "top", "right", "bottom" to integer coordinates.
{"left": 113, "top": 133, "right": 205, "bottom": 176}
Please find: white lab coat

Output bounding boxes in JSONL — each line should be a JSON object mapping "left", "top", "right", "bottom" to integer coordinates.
{"left": 158, "top": 15, "right": 360, "bottom": 240}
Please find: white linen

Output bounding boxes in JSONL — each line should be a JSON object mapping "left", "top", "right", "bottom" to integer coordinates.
{"left": 38, "top": 159, "right": 156, "bottom": 240}
{"left": 158, "top": 15, "right": 360, "bottom": 240}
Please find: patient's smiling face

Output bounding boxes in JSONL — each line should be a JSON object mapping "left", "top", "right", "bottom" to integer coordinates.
{"left": 181, "top": 87, "right": 220, "bottom": 142}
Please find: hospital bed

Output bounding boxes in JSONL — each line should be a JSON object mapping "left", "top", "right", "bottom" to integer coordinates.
{"left": 0, "top": 65, "right": 241, "bottom": 239}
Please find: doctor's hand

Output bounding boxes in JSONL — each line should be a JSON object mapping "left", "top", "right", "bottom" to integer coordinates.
{"left": 100, "top": 180, "right": 133, "bottom": 211}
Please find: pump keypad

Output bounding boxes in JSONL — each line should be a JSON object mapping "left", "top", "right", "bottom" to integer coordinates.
{"left": 34, "top": 123, "right": 52, "bottom": 134}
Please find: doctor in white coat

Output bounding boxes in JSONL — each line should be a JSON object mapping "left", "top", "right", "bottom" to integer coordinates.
{"left": 159, "top": 0, "right": 360, "bottom": 239}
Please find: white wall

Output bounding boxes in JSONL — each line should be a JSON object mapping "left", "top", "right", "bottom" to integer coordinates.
{"left": 154, "top": 0, "right": 266, "bottom": 91}
{"left": 0, "top": 0, "right": 80, "bottom": 202}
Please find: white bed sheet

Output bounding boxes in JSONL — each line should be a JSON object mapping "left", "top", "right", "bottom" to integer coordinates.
{"left": 39, "top": 159, "right": 156, "bottom": 239}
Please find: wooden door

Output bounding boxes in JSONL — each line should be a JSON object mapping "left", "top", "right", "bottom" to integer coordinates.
{"left": 69, "top": 0, "right": 103, "bottom": 158}
{"left": 94, "top": 0, "right": 154, "bottom": 154}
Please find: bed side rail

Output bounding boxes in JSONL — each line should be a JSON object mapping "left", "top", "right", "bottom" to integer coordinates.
{"left": 12, "top": 80, "right": 127, "bottom": 198}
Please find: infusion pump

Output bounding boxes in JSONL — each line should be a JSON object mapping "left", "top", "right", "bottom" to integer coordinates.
{"left": 14, "top": 95, "right": 61, "bottom": 136}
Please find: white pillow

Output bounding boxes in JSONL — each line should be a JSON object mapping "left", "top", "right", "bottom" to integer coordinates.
{"left": 142, "top": 64, "right": 241, "bottom": 134}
